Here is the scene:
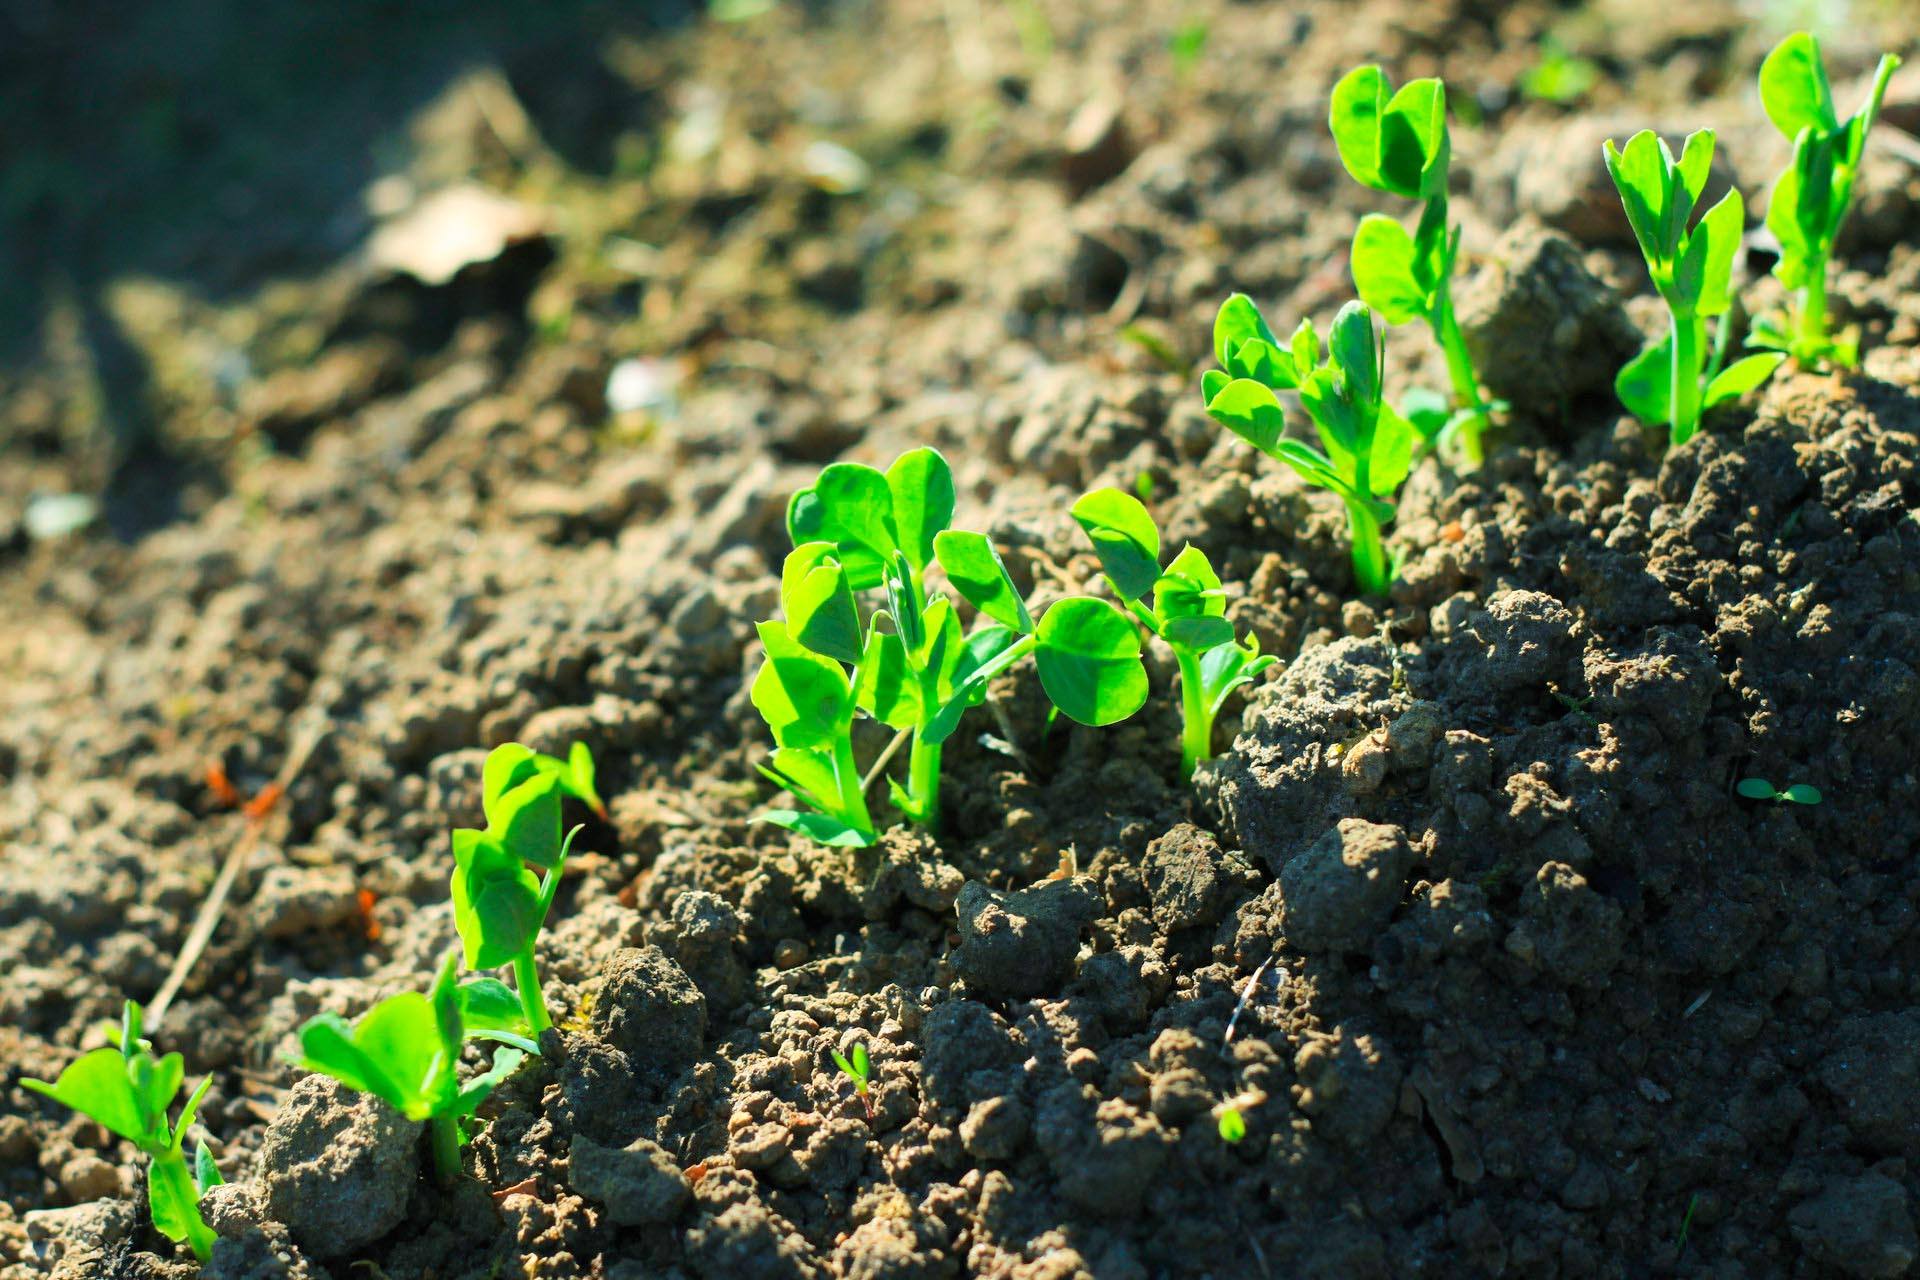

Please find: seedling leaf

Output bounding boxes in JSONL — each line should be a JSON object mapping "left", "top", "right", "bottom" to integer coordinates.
{"left": 1033, "top": 597, "right": 1149, "bottom": 726}
{"left": 933, "top": 530, "right": 1035, "bottom": 633}
{"left": 1070, "top": 489, "right": 1164, "bottom": 602}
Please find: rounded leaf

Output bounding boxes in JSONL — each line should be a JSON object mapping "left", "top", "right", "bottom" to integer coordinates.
{"left": 1033, "top": 598, "right": 1149, "bottom": 726}
{"left": 751, "top": 620, "right": 853, "bottom": 750}
{"left": 787, "top": 463, "right": 898, "bottom": 589}
{"left": 933, "top": 530, "right": 1035, "bottom": 633}
{"left": 782, "top": 543, "right": 863, "bottom": 664}
{"left": 1759, "top": 32, "right": 1838, "bottom": 141}
{"left": 1069, "top": 489, "right": 1163, "bottom": 602}
{"left": 1350, "top": 215, "right": 1426, "bottom": 324}
{"left": 1212, "top": 293, "right": 1279, "bottom": 373}
{"left": 885, "top": 448, "right": 955, "bottom": 575}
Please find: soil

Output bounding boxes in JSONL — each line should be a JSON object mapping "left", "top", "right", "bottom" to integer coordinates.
{"left": 4, "top": 1, "right": 1920, "bottom": 1278}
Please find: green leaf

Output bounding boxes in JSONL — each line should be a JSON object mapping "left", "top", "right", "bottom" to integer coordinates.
{"left": 1154, "top": 545, "right": 1224, "bottom": 622}
{"left": 933, "top": 530, "right": 1035, "bottom": 633}
{"left": 1846, "top": 53, "right": 1901, "bottom": 164}
{"left": 149, "top": 1153, "right": 215, "bottom": 1261}
{"left": 1605, "top": 130, "right": 1672, "bottom": 266}
{"left": 1218, "top": 1107, "right": 1247, "bottom": 1143}
{"left": 1381, "top": 77, "right": 1448, "bottom": 198}
{"left": 1203, "top": 377, "right": 1290, "bottom": 456}
{"left": 1164, "top": 615, "right": 1236, "bottom": 650}
{"left": 1680, "top": 187, "right": 1743, "bottom": 316}
{"left": 465, "top": 873, "right": 544, "bottom": 970}
{"left": 1212, "top": 294, "right": 1278, "bottom": 377}
{"left": 1367, "top": 402, "right": 1416, "bottom": 495}
{"left": 1759, "top": 32, "right": 1838, "bottom": 140}
{"left": 760, "top": 747, "right": 841, "bottom": 811}
{"left": 885, "top": 449, "right": 955, "bottom": 575}
{"left": 1615, "top": 332, "right": 1673, "bottom": 425}
{"left": 132, "top": 1052, "right": 185, "bottom": 1144}
{"left": 453, "top": 1046, "right": 526, "bottom": 1117}
{"left": 458, "top": 978, "right": 533, "bottom": 1043}
{"left": 562, "top": 742, "right": 605, "bottom": 818}
{"left": 1033, "top": 598, "right": 1149, "bottom": 726}
{"left": 490, "top": 773, "right": 562, "bottom": 870}
{"left": 194, "top": 1141, "right": 223, "bottom": 1195}
{"left": 852, "top": 1042, "right": 870, "bottom": 1077}
{"left": 915, "top": 597, "right": 968, "bottom": 698}
{"left": 22, "top": 1048, "right": 150, "bottom": 1146}
{"left": 171, "top": 1076, "right": 213, "bottom": 1158}
{"left": 1069, "top": 489, "right": 1163, "bottom": 603}
{"left": 301, "top": 993, "right": 444, "bottom": 1119}
{"left": 1766, "top": 136, "right": 1821, "bottom": 288}
{"left": 761, "top": 810, "right": 875, "bottom": 846}
{"left": 1201, "top": 636, "right": 1278, "bottom": 718}
{"left": 1329, "top": 65, "right": 1390, "bottom": 191}
{"left": 853, "top": 627, "right": 922, "bottom": 730}
{"left": 1271, "top": 439, "right": 1346, "bottom": 490}
{"left": 751, "top": 620, "right": 854, "bottom": 750}
{"left": 1349, "top": 215, "right": 1426, "bottom": 324}
{"left": 1670, "top": 130, "right": 1715, "bottom": 240}
{"left": 1705, "top": 353, "right": 1785, "bottom": 408}
{"left": 787, "top": 463, "right": 899, "bottom": 589}
{"left": 481, "top": 744, "right": 542, "bottom": 827}
{"left": 1735, "top": 777, "right": 1779, "bottom": 800}
{"left": 782, "top": 543, "right": 863, "bottom": 664}
{"left": 1782, "top": 783, "right": 1823, "bottom": 805}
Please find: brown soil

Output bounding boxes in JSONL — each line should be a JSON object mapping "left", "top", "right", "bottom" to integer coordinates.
{"left": 3, "top": 1, "right": 1919, "bottom": 1278}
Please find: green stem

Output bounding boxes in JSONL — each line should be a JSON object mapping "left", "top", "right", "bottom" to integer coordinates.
{"left": 513, "top": 949, "right": 549, "bottom": 1038}
{"left": 1430, "top": 294, "right": 1487, "bottom": 465}
{"left": 429, "top": 1114, "right": 462, "bottom": 1185}
{"left": 1174, "top": 648, "right": 1211, "bottom": 780}
{"left": 833, "top": 732, "right": 874, "bottom": 839}
{"left": 1343, "top": 498, "right": 1391, "bottom": 596}
{"left": 1799, "top": 257, "right": 1829, "bottom": 356}
{"left": 906, "top": 729, "right": 942, "bottom": 831}
{"left": 1670, "top": 308, "right": 1702, "bottom": 445}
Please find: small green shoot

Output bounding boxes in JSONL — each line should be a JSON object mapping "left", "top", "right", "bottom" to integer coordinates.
{"left": 1168, "top": 18, "right": 1210, "bottom": 77}
{"left": 23, "top": 1002, "right": 222, "bottom": 1262}
{"left": 294, "top": 950, "right": 534, "bottom": 1184}
{"left": 1217, "top": 1106, "right": 1247, "bottom": 1143}
{"left": 450, "top": 743, "right": 585, "bottom": 1038}
{"left": 1677, "top": 1192, "right": 1700, "bottom": 1255}
{"left": 1604, "top": 128, "right": 1786, "bottom": 444}
{"left": 1521, "top": 37, "right": 1600, "bottom": 105}
{"left": 1736, "top": 777, "right": 1823, "bottom": 805}
{"left": 1200, "top": 296, "right": 1416, "bottom": 595}
{"left": 1750, "top": 33, "right": 1902, "bottom": 366}
{"left": 830, "top": 1042, "right": 872, "bottom": 1118}
{"left": 1330, "top": 65, "right": 1494, "bottom": 462}
{"left": 755, "top": 448, "right": 1148, "bottom": 845}
{"left": 1070, "top": 488, "right": 1276, "bottom": 777}
{"left": 1119, "top": 321, "right": 1193, "bottom": 380}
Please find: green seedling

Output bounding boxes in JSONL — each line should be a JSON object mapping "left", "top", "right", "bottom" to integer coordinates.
{"left": 1750, "top": 33, "right": 1902, "bottom": 367}
{"left": 450, "top": 743, "right": 584, "bottom": 1037}
{"left": 1070, "top": 488, "right": 1276, "bottom": 778}
{"left": 1736, "top": 777, "right": 1823, "bottom": 805}
{"left": 754, "top": 447, "right": 1148, "bottom": 845}
{"left": 1521, "top": 37, "right": 1600, "bottom": 105}
{"left": 1604, "top": 129, "right": 1786, "bottom": 444}
{"left": 294, "top": 950, "right": 534, "bottom": 1183}
{"left": 512, "top": 741, "right": 607, "bottom": 820}
{"left": 1330, "top": 65, "right": 1494, "bottom": 462}
{"left": 1200, "top": 296, "right": 1416, "bottom": 595}
{"left": 1217, "top": 1106, "right": 1247, "bottom": 1143}
{"left": 830, "top": 1042, "right": 872, "bottom": 1118}
{"left": 23, "top": 1002, "right": 222, "bottom": 1261}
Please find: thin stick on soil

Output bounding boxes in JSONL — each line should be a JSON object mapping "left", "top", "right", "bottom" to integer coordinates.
{"left": 148, "top": 718, "right": 324, "bottom": 1029}
{"left": 860, "top": 728, "right": 910, "bottom": 797}
{"left": 1224, "top": 957, "right": 1278, "bottom": 1045}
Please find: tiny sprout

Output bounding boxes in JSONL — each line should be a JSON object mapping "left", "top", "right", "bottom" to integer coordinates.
{"left": 294, "top": 949, "right": 535, "bottom": 1183}
{"left": 451, "top": 743, "right": 586, "bottom": 1037}
{"left": 1217, "top": 1106, "right": 1247, "bottom": 1143}
{"left": 1751, "top": 33, "right": 1902, "bottom": 367}
{"left": 1736, "top": 777, "right": 1823, "bottom": 805}
{"left": 1603, "top": 128, "right": 1785, "bottom": 443}
{"left": 23, "top": 1002, "right": 222, "bottom": 1261}
{"left": 830, "top": 1042, "right": 872, "bottom": 1118}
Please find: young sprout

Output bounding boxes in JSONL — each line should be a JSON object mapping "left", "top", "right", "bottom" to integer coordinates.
{"left": 830, "top": 1042, "right": 872, "bottom": 1118}
{"left": 1070, "top": 488, "right": 1276, "bottom": 778}
{"left": 1200, "top": 297, "right": 1416, "bottom": 596}
{"left": 1329, "top": 65, "right": 1494, "bottom": 462}
{"left": 450, "top": 744, "right": 584, "bottom": 1037}
{"left": 23, "top": 1002, "right": 222, "bottom": 1261}
{"left": 1604, "top": 129, "right": 1785, "bottom": 444}
{"left": 1750, "top": 33, "right": 1902, "bottom": 367}
{"left": 1736, "top": 777, "right": 1823, "bottom": 805}
{"left": 1217, "top": 1106, "right": 1247, "bottom": 1144}
{"left": 754, "top": 447, "right": 1149, "bottom": 845}
{"left": 506, "top": 741, "right": 607, "bottom": 820}
{"left": 294, "top": 950, "right": 535, "bottom": 1184}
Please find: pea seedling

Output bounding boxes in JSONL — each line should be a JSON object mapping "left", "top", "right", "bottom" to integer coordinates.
{"left": 450, "top": 744, "right": 584, "bottom": 1036}
{"left": 1603, "top": 128, "right": 1785, "bottom": 444}
{"left": 1200, "top": 296, "right": 1416, "bottom": 595}
{"left": 1736, "top": 777, "right": 1823, "bottom": 805}
{"left": 511, "top": 741, "right": 607, "bottom": 820}
{"left": 294, "top": 950, "right": 535, "bottom": 1183}
{"left": 1070, "top": 488, "right": 1276, "bottom": 777}
{"left": 754, "top": 447, "right": 1149, "bottom": 845}
{"left": 1217, "top": 1106, "right": 1247, "bottom": 1143}
{"left": 1750, "top": 33, "right": 1902, "bottom": 367}
{"left": 23, "top": 1002, "right": 222, "bottom": 1261}
{"left": 1329, "top": 65, "right": 1493, "bottom": 462}
{"left": 830, "top": 1042, "right": 872, "bottom": 1118}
